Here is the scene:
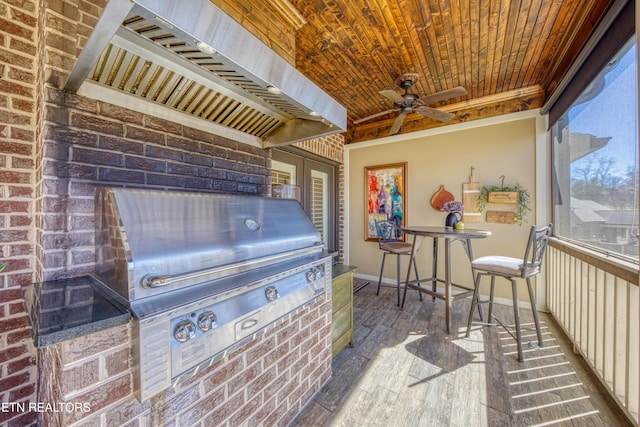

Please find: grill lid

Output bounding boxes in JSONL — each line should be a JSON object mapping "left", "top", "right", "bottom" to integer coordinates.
{"left": 95, "top": 188, "right": 323, "bottom": 304}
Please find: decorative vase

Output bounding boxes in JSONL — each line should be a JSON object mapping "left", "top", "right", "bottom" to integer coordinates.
{"left": 445, "top": 212, "right": 460, "bottom": 229}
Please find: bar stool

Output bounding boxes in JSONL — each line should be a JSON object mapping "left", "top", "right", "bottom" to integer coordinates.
{"left": 375, "top": 220, "right": 422, "bottom": 306}
{"left": 465, "top": 224, "right": 552, "bottom": 361}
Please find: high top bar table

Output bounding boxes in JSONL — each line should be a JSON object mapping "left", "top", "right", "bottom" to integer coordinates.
{"left": 400, "top": 226, "right": 491, "bottom": 334}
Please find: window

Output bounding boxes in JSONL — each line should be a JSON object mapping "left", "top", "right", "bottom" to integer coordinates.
{"left": 551, "top": 38, "right": 638, "bottom": 260}
{"left": 271, "top": 149, "right": 337, "bottom": 252}
{"left": 310, "top": 168, "right": 329, "bottom": 245}
{"left": 271, "top": 159, "right": 297, "bottom": 186}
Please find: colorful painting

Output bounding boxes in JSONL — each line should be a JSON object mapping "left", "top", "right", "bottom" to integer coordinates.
{"left": 364, "top": 163, "right": 407, "bottom": 241}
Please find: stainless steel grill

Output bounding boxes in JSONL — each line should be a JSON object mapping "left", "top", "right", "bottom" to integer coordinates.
{"left": 93, "top": 188, "right": 331, "bottom": 401}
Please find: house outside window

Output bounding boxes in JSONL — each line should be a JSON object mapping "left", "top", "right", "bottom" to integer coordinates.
{"left": 551, "top": 38, "right": 638, "bottom": 261}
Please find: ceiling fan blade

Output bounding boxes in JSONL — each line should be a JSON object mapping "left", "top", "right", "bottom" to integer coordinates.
{"left": 389, "top": 111, "right": 408, "bottom": 135}
{"left": 353, "top": 108, "right": 400, "bottom": 124}
{"left": 415, "top": 106, "right": 455, "bottom": 122}
{"left": 379, "top": 89, "right": 406, "bottom": 104}
{"left": 419, "top": 86, "right": 467, "bottom": 105}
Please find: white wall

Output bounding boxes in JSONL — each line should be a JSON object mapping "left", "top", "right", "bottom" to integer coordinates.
{"left": 345, "top": 111, "right": 543, "bottom": 302}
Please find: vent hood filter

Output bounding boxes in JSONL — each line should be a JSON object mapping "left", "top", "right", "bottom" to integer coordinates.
{"left": 65, "top": 0, "right": 346, "bottom": 147}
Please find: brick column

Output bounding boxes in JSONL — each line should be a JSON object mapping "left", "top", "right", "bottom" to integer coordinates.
{"left": 0, "top": 0, "right": 39, "bottom": 425}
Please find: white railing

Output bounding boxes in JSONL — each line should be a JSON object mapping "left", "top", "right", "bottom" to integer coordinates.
{"left": 546, "top": 238, "right": 639, "bottom": 426}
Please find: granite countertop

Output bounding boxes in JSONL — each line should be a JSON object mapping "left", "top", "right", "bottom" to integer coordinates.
{"left": 332, "top": 264, "right": 357, "bottom": 278}
{"left": 22, "top": 275, "right": 130, "bottom": 347}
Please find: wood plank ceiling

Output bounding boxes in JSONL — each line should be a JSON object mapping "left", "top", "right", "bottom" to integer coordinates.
{"left": 287, "top": 0, "right": 615, "bottom": 144}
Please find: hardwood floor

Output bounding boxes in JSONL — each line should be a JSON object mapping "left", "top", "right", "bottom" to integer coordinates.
{"left": 292, "top": 281, "right": 631, "bottom": 426}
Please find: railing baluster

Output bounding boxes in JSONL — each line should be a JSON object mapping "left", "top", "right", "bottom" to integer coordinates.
{"left": 546, "top": 240, "right": 639, "bottom": 425}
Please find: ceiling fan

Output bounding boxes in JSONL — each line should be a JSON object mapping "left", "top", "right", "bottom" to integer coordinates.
{"left": 353, "top": 73, "right": 467, "bottom": 135}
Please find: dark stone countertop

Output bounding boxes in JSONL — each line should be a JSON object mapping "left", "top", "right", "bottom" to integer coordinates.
{"left": 332, "top": 264, "right": 357, "bottom": 278}
{"left": 22, "top": 275, "right": 130, "bottom": 347}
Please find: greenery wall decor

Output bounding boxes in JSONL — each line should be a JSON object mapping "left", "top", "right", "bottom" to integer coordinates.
{"left": 477, "top": 183, "right": 531, "bottom": 226}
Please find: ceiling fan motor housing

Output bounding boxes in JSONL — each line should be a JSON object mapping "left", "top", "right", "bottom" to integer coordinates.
{"left": 400, "top": 92, "right": 419, "bottom": 107}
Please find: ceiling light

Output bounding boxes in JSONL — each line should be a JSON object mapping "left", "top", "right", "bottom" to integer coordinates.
{"left": 196, "top": 41, "right": 216, "bottom": 55}
{"left": 267, "top": 85, "right": 282, "bottom": 94}
{"left": 154, "top": 16, "right": 174, "bottom": 30}
{"left": 309, "top": 111, "right": 320, "bottom": 117}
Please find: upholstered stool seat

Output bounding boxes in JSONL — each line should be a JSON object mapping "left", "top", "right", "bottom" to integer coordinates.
{"left": 471, "top": 256, "right": 539, "bottom": 277}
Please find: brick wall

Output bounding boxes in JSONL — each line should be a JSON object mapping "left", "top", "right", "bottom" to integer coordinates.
{"left": 0, "top": 0, "right": 38, "bottom": 425}
{"left": 295, "top": 134, "right": 344, "bottom": 165}
{"left": 38, "top": 296, "right": 332, "bottom": 426}
{"left": 38, "top": 87, "right": 271, "bottom": 281}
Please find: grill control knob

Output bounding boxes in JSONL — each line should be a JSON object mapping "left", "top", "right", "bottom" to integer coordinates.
{"left": 314, "top": 265, "right": 325, "bottom": 279}
{"left": 197, "top": 311, "right": 217, "bottom": 331}
{"left": 306, "top": 270, "right": 316, "bottom": 283}
{"left": 265, "top": 286, "right": 279, "bottom": 301}
{"left": 174, "top": 320, "right": 196, "bottom": 343}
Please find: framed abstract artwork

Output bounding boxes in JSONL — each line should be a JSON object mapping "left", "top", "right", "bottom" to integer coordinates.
{"left": 364, "top": 162, "right": 407, "bottom": 241}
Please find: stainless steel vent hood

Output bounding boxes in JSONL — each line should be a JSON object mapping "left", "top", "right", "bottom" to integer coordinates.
{"left": 64, "top": 0, "right": 346, "bottom": 148}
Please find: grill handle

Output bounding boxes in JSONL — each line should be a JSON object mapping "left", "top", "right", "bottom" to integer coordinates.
{"left": 142, "top": 246, "right": 322, "bottom": 288}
